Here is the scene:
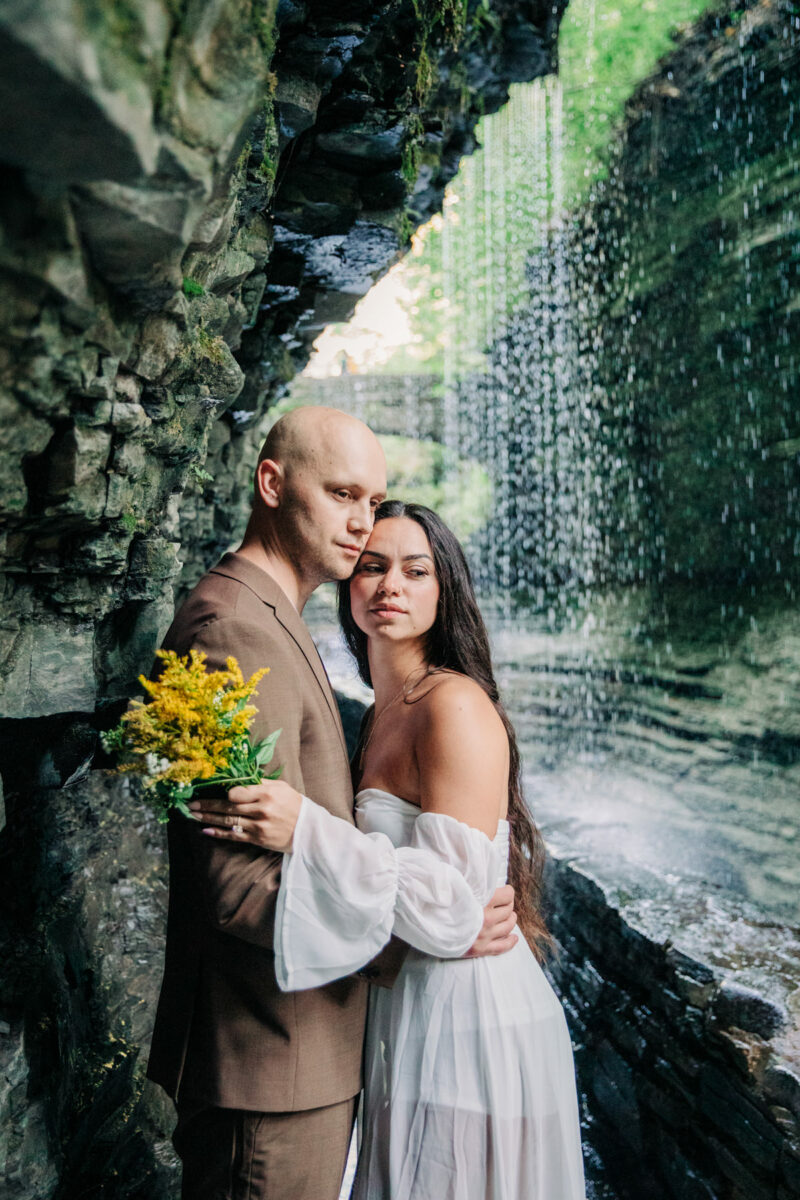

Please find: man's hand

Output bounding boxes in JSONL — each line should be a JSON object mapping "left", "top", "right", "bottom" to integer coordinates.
{"left": 464, "top": 884, "right": 518, "bottom": 957}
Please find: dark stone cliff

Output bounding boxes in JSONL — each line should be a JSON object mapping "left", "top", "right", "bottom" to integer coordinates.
{"left": 0, "top": 2, "right": 565, "bottom": 1196}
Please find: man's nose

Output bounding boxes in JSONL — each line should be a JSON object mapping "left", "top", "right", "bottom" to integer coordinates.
{"left": 348, "top": 498, "right": 373, "bottom": 533}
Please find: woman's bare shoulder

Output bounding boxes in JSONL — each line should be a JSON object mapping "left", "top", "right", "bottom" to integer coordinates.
{"left": 411, "top": 671, "right": 508, "bottom": 829}
{"left": 413, "top": 671, "right": 504, "bottom": 736}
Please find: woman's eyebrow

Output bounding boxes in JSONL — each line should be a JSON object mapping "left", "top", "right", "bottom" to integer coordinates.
{"left": 360, "top": 550, "right": 433, "bottom": 563}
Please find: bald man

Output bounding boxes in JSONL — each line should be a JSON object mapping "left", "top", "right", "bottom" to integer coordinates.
{"left": 146, "top": 408, "right": 516, "bottom": 1200}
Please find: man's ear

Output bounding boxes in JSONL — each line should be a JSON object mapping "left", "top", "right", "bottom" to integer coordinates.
{"left": 255, "top": 458, "right": 283, "bottom": 509}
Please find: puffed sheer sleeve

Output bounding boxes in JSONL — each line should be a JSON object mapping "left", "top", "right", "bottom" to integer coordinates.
{"left": 275, "top": 799, "right": 500, "bottom": 991}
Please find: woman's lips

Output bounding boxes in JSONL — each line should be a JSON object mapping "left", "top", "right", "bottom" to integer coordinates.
{"left": 369, "top": 605, "right": 406, "bottom": 616}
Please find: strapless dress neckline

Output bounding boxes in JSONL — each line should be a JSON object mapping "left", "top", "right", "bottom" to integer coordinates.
{"left": 355, "top": 786, "right": 510, "bottom": 833}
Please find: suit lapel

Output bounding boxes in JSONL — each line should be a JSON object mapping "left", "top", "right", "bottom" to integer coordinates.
{"left": 211, "top": 553, "right": 349, "bottom": 757}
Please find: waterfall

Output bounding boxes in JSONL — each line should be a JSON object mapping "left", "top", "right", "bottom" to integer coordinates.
{"left": 291, "top": 0, "right": 800, "bottom": 924}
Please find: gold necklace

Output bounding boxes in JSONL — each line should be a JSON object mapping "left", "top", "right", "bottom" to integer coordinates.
{"left": 358, "top": 666, "right": 430, "bottom": 770}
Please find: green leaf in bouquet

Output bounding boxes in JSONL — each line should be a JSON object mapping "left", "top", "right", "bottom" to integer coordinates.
{"left": 254, "top": 728, "right": 282, "bottom": 767}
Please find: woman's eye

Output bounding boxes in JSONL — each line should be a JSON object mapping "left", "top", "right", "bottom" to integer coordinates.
{"left": 407, "top": 569, "right": 427, "bottom": 579}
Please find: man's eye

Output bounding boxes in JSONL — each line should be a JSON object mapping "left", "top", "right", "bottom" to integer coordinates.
{"left": 334, "top": 489, "right": 351, "bottom": 500}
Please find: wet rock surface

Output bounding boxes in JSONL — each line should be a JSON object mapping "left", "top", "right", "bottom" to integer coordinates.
{"left": 0, "top": 2, "right": 564, "bottom": 1194}
{"left": 546, "top": 850, "right": 800, "bottom": 1200}
{"left": 0, "top": 737, "right": 176, "bottom": 1199}
{"left": 0, "top": 0, "right": 564, "bottom": 726}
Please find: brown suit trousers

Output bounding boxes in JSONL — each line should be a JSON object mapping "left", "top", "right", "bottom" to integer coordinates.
{"left": 173, "top": 1095, "right": 358, "bottom": 1200}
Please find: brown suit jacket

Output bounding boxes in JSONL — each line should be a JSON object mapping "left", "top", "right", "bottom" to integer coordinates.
{"left": 146, "top": 552, "right": 368, "bottom": 1112}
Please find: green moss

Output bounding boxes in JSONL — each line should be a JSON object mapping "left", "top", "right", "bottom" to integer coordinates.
{"left": 416, "top": 45, "right": 436, "bottom": 104}
{"left": 257, "top": 0, "right": 280, "bottom": 62}
{"left": 235, "top": 140, "right": 252, "bottom": 173}
{"left": 409, "top": 0, "right": 466, "bottom": 121}
{"left": 399, "top": 211, "right": 416, "bottom": 246}
{"left": 412, "top": 0, "right": 469, "bottom": 45}
{"left": 195, "top": 327, "right": 227, "bottom": 365}
{"left": 259, "top": 102, "right": 279, "bottom": 192}
{"left": 120, "top": 510, "right": 137, "bottom": 535}
{"left": 182, "top": 277, "right": 205, "bottom": 297}
{"left": 401, "top": 112, "right": 425, "bottom": 188}
{"left": 401, "top": 140, "right": 420, "bottom": 187}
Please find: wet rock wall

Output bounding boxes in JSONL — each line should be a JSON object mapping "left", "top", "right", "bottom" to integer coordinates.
{"left": 0, "top": 2, "right": 564, "bottom": 1196}
{"left": 0, "top": 0, "right": 564, "bottom": 728}
{"left": 546, "top": 850, "right": 800, "bottom": 1200}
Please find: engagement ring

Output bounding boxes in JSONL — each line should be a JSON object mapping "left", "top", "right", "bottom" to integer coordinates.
{"left": 232, "top": 822, "right": 243, "bottom": 836}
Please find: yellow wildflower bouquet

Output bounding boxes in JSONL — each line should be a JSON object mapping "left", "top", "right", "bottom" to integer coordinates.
{"left": 102, "top": 649, "right": 281, "bottom": 822}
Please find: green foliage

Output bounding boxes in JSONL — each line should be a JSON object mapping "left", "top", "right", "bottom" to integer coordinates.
{"left": 188, "top": 462, "right": 214, "bottom": 488}
{"left": 384, "top": 0, "right": 716, "bottom": 380}
{"left": 120, "top": 510, "right": 137, "bottom": 534}
{"left": 182, "top": 276, "right": 205, "bottom": 297}
{"left": 472, "top": 0, "right": 500, "bottom": 33}
{"left": 558, "top": 0, "right": 711, "bottom": 205}
{"left": 382, "top": 435, "right": 492, "bottom": 540}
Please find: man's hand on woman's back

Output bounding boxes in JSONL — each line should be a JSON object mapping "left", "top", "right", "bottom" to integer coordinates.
{"left": 465, "top": 884, "right": 518, "bottom": 957}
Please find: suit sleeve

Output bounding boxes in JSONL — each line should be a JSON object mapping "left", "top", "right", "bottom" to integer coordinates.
{"left": 176, "top": 614, "right": 304, "bottom": 952}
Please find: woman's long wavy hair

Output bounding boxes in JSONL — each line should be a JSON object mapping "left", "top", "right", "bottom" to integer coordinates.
{"left": 338, "top": 500, "right": 552, "bottom": 960}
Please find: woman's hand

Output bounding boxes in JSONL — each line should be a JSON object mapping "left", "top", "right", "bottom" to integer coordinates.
{"left": 188, "top": 780, "right": 303, "bottom": 852}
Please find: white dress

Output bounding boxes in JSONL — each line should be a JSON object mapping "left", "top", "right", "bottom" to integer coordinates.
{"left": 274, "top": 788, "right": 586, "bottom": 1200}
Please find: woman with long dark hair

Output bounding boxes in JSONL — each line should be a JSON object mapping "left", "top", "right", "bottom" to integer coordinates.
{"left": 339, "top": 500, "right": 551, "bottom": 958}
{"left": 195, "top": 501, "right": 585, "bottom": 1199}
